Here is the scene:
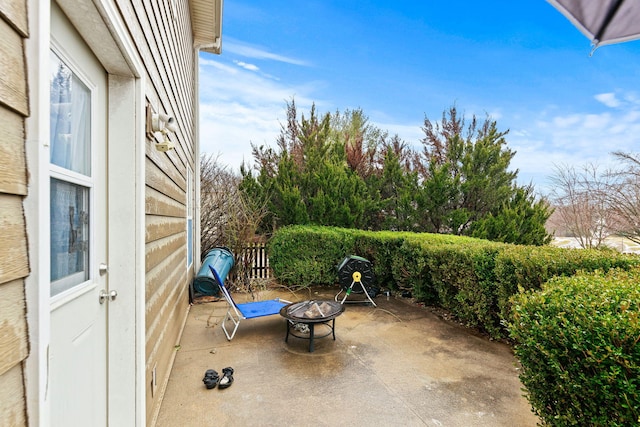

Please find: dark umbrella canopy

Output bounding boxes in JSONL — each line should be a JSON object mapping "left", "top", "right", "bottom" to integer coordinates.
{"left": 548, "top": 0, "right": 640, "bottom": 48}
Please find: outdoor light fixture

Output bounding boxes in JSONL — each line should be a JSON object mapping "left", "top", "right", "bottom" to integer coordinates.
{"left": 147, "top": 105, "right": 177, "bottom": 152}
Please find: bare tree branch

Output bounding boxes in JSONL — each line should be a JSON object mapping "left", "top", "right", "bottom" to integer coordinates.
{"left": 606, "top": 152, "right": 640, "bottom": 245}
{"left": 200, "top": 154, "right": 270, "bottom": 292}
{"left": 548, "top": 163, "right": 614, "bottom": 249}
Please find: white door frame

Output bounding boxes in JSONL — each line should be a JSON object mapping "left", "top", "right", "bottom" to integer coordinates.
{"left": 24, "top": 1, "right": 146, "bottom": 425}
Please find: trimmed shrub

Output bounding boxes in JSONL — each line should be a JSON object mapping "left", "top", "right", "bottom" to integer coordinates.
{"left": 418, "top": 240, "right": 505, "bottom": 335}
{"left": 268, "top": 225, "right": 356, "bottom": 287}
{"left": 495, "top": 246, "right": 640, "bottom": 329}
{"left": 269, "top": 225, "right": 640, "bottom": 340}
{"left": 390, "top": 238, "right": 433, "bottom": 300}
{"left": 509, "top": 268, "right": 640, "bottom": 426}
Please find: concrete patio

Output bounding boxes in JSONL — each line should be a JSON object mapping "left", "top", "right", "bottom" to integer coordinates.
{"left": 155, "top": 286, "right": 538, "bottom": 426}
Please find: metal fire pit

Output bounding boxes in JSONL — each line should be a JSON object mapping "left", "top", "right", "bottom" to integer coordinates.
{"left": 279, "top": 300, "right": 345, "bottom": 352}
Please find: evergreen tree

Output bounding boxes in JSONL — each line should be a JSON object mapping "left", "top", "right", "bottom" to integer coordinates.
{"left": 239, "top": 101, "right": 552, "bottom": 245}
{"left": 239, "top": 100, "right": 368, "bottom": 232}
{"left": 378, "top": 146, "right": 419, "bottom": 231}
{"left": 471, "top": 185, "right": 554, "bottom": 245}
{"left": 418, "top": 159, "right": 460, "bottom": 233}
{"left": 420, "top": 106, "right": 525, "bottom": 236}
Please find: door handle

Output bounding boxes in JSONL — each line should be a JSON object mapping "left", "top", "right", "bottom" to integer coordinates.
{"left": 99, "top": 289, "right": 118, "bottom": 304}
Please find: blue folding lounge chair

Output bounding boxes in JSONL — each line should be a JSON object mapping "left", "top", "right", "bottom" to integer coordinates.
{"left": 209, "top": 266, "right": 290, "bottom": 340}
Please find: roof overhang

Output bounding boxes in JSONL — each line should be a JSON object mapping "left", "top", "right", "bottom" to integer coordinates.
{"left": 190, "top": 0, "right": 223, "bottom": 54}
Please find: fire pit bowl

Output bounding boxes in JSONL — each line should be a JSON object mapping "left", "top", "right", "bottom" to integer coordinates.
{"left": 279, "top": 300, "right": 345, "bottom": 352}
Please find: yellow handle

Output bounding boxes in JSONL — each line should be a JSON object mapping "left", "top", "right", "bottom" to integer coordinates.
{"left": 352, "top": 271, "right": 361, "bottom": 282}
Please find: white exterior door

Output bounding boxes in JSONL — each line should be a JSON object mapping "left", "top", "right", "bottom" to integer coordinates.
{"left": 49, "top": 4, "right": 109, "bottom": 425}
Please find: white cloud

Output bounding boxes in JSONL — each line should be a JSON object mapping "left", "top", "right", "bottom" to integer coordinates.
{"left": 509, "top": 106, "right": 640, "bottom": 194}
{"left": 234, "top": 60, "right": 259, "bottom": 72}
{"left": 552, "top": 114, "right": 581, "bottom": 128}
{"left": 594, "top": 91, "right": 640, "bottom": 109}
{"left": 510, "top": 143, "right": 566, "bottom": 187}
{"left": 622, "top": 110, "right": 640, "bottom": 123}
{"left": 374, "top": 121, "right": 423, "bottom": 147}
{"left": 198, "top": 56, "right": 323, "bottom": 169}
{"left": 200, "top": 58, "right": 318, "bottom": 105}
{"left": 199, "top": 102, "right": 281, "bottom": 168}
{"left": 583, "top": 113, "right": 611, "bottom": 129}
{"left": 595, "top": 92, "right": 621, "bottom": 108}
{"left": 223, "top": 39, "right": 311, "bottom": 67}
{"left": 200, "top": 58, "right": 239, "bottom": 74}
{"left": 623, "top": 92, "right": 640, "bottom": 105}
{"left": 488, "top": 110, "right": 503, "bottom": 121}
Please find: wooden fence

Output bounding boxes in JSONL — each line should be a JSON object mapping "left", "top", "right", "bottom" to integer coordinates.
{"left": 241, "top": 241, "right": 271, "bottom": 279}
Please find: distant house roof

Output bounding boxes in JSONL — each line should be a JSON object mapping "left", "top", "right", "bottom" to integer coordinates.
{"left": 191, "top": 0, "right": 223, "bottom": 54}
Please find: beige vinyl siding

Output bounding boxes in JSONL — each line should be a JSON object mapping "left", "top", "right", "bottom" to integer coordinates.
{"left": 0, "top": 0, "right": 28, "bottom": 36}
{"left": 0, "top": 18, "right": 28, "bottom": 116}
{"left": 0, "top": 107, "right": 28, "bottom": 195}
{"left": 0, "top": 195, "right": 30, "bottom": 284}
{"left": 146, "top": 215, "right": 186, "bottom": 242}
{"left": 0, "top": 1, "right": 30, "bottom": 425}
{"left": 0, "top": 280, "right": 29, "bottom": 374}
{"left": 0, "top": 364, "right": 28, "bottom": 426}
{"left": 117, "top": 0, "right": 196, "bottom": 146}
{"left": 116, "top": 0, "right": 197, "bottom": 420}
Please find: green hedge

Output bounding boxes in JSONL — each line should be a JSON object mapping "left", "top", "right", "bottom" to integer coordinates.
{"left": 424, "top": 241, "right": 504, "bottom": 336}
{"left": 494, "top": 246, "right": 640, "bottom": 333}
{"left": 509, "top": 268, "right": 640, "bottom": 426}
{"left": 268, "top": 225, "right": 357, "bottom": 287}
{"left": 269, "top": 225, "right": 639, "bottom": 338}
{"left": 383, "top": 237, "right": 504, "bottom": 334}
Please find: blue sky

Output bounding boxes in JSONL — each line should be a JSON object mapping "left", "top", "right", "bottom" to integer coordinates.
{"left": 198, "top": 1, "right": 640, "bottom": 194}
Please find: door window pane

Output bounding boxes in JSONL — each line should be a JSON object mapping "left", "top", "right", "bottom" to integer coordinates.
{"left": 50, "top": 178, "right": 90, "bottom": 296}
{"left": 50, "top": 51, "right": 91, "bottom": 176}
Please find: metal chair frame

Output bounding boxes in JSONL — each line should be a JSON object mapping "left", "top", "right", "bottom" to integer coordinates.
{"left": 209, "top": 266, "right": 290, "bottom": 340}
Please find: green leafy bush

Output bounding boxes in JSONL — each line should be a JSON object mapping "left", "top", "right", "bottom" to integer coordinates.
{"left": 269, "top": 225, "right": 639, "bottom": 340}
{"left": 390, "top": 238, "right": 433, "bottom": 300}
{"left": 268, "top": 225, "right": 356, "bottom": 287}
{"left": 432, "top": 243, "right": 503, "bottom": 334}
{"left": 495, "top": 246, "right": 640, "bottom": 329}
{"left": 509, "top": 268, "right": 640, "bottom": 426}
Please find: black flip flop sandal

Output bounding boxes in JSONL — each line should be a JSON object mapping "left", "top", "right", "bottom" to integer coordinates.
{"left": 218, "top": 367, "right": 234, "bottom": 389}
{"left": 202, "top": 369, "right": 219, "bottom": 389}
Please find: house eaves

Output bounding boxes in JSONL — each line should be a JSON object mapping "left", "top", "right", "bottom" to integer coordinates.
{"left": 190, "top": 0, "right": 223, "bottom": 54}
